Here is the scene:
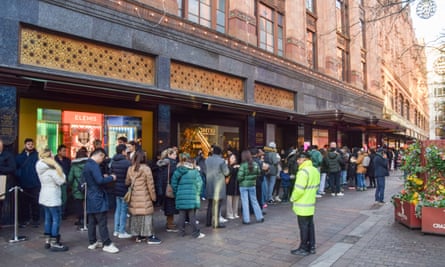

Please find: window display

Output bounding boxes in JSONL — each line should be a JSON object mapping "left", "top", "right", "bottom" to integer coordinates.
{"left": 178, "top": 123, "right": 239, "bottom": 158}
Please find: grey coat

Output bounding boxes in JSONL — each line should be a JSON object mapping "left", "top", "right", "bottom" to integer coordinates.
{"left": 205, "top": 154, "right": 230, "bottom": 200}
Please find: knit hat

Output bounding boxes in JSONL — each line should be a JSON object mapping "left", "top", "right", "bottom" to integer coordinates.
{"left": 268, "top": 142, "right": 276, "bottom": 149}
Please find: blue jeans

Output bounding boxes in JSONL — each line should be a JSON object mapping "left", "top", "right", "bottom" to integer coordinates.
{"left": 375, "top": 176, "right": 385, "bottom": 202}
{"left": 240, "top": 187, "right": 263, "bottom": 223}
{"left": 340, "top": 170, "right": 347, "bottom": 185}
{"left": 266, "top": 175, "right": 277, "bottom": 201}
{"left": 114, "top": 196, "right": 128, "bottom": 233}
{"left": 356, "top": 173, "right": 366, "bottom": 189}
{"left": 43, "top": 205, "right": 61, "bottom": 237}
{"left": 261, "top": 177, "right": 268, "bottom": 204}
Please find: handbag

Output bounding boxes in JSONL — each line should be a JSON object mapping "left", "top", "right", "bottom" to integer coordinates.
{"left": 165, "top": 163, "right": 175, "bottom": 198}
{"left": 123, "top": 177, "right": 135, "bottom": 203}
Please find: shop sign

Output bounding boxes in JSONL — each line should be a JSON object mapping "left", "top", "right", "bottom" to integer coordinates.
{"left": 200, "top": 127, "right": 216, "bottom": 136}
{"left": 62, "top": 111, "right": 103, "bottom": 125}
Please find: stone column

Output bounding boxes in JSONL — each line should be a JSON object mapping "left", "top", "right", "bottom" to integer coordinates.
{"left": 228, "top": 0, "right": 257, "bottom": 46}
{"left": 285, "top": 0, "right": 307, "bottom": 64}
{"left": 157, "top": 104, "right": 171, "bottom": 152}
{"left": 316, "top": 0, "right": 338, "bottom": 78}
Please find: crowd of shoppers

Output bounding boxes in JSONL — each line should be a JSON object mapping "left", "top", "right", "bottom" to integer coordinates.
{"left": 0, "top": 135, "right": 397, "bottom": 257}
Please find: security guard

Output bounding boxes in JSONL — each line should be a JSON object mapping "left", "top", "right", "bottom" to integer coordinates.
{"left": 290, "top": 151, "right": 320, "bottom": 256}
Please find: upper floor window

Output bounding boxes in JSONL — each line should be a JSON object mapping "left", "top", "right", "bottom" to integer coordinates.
{"left": 177, "top": 0, "right": 226, "bottom": 33}
{"left": 307, "top": 30, "right": 316, "bottom": 69}
{"left": 435, "top": 87, "right": 445, "bottom": 97}
{"left": 258, "top": 3, "right": 284, "bottom": 56}
{"left": 336, "top": 0, "right": 348, "bottom": 35}
{"left": 306, "top": 0, "right": 315, "bottom": 13}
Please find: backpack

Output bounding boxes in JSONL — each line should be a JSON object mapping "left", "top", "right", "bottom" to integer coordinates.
{"left": 362, "top": 156, "right": 370, "bottom": 167}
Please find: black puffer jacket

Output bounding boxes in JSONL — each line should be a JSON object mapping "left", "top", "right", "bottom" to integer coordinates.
{"left": 111, "top": 154, "right": 132, "bottom": 197}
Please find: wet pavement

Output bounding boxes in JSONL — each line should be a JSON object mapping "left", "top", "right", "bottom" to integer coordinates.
{"left": 1, "top": 170, "right": 444, "bottom": 267}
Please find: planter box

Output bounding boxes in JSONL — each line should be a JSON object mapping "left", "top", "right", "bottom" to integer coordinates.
{"left": 421, "top": 207, "right": 445, "bottom": 235}
{"left": 393, "top": 198, "right": 421, "bottom": 229}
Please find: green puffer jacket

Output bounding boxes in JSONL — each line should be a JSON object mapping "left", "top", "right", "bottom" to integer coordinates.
{"left": 171, "top": 163, "right": 202, "bottom": 210}
{"left": 237, "top": 161, "right": 260, "bottom": 187}
{"left": 67, "top": 157, "right": 88, "bottom": 200}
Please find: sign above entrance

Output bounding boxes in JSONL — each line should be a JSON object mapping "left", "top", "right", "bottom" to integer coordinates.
{"left": 62, "top": 111, "right": 103, "bottom": 125}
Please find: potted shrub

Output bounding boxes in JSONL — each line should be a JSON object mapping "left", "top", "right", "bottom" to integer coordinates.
{"left": 419, "top": 144, "right": 445, "bottom": 235}
{"left": 392, "top": 142, "right": 424, "bottom": 229}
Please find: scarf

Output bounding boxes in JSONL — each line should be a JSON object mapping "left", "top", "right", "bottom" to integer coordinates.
{"left": 41, "top": 157, "right": 64, "bottom": 178}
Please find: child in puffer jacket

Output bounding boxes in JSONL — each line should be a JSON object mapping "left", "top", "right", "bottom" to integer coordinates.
{"left": 280, "top": 167, "right": 291, "bottom": 202}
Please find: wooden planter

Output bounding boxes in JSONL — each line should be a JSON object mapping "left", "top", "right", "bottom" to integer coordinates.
{"left": 393, "top": 198, "right": 421, "bottom": 229}
{"left": 421, "top": 206, "right": 445, "bottom": 235}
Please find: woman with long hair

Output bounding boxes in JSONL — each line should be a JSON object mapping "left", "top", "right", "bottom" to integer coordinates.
{"left": 126, "top": 151, "right": 160, "bottom": 244}
{"left": 237, "top": 149, "right": 264, "bottom": 224}
{"left": 156, "top": 148, "right": 179, "bottom": 232}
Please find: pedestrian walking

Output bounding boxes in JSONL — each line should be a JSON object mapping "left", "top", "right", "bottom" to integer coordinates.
{"left": 290, "top": 152, "right": 320, "bottom": 257}
{"left": 374, "top": 148, "right": 389, "bottom": 204}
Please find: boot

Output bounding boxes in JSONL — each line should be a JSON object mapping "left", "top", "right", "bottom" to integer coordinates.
{"left": 50, "top": 235, "right": 69, "bottom": 252}
{"left": 44, "top": 234, "right": 51, "bottom": 249}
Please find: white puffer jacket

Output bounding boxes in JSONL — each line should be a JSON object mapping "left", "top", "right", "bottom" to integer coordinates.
{"left": 36, "top": 160, "right": 66, "bottom": 207}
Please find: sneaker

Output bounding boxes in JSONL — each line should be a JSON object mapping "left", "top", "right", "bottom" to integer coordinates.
{"left": 102, "top": 243, "right": 119, "bottom": 253}
{"left": 331, "top": 193, "right": 336, "bottom": 197}
{"left": 337, "top": 192, "right": 344, "bottom": 196}
{"left": 166, "top": 227, "right": 179, "bottom": 233}
{"left": 196, "top": 233, "right": 205, "bottom": 239}
{"left": 227, "top": 215, "right": 235, "bottom": 220}
{"left": 219, "top": 216, "right": 228, "bottom": 223}
{"left": 234, "top": 214, "right": 240, "bottom": 218}
{"left": 118, "top": 232, "right": 132, "bottom": 239}
{"left": 147, "top": 235, "right": 162, "bottom": 245}
{"left": 274, "top": 196, "right": 282, "bottom": 202}
{"left": 135, "top": 236, "right": 146, "bottom": 243}
{"left": 316, "top": 194, "right": 322, "bottom": 198}
{"left": 320, "top": 191, "right": 326, "bottom": 195}
{"left": 88, "top": 241, "right": 103, "bottom": 250}
{"left": 113, "top": 231, "right": 119, "bottom": 237}
{"left": 263, "top": 203, "right": 268, "bottom": 208}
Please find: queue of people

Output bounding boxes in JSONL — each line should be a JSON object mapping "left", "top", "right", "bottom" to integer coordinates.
{"left": 0, "top": 135, "right": 393, "bottom": 258}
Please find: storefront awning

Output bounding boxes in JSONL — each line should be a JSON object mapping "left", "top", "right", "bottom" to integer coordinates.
{"left": 306, "top": 109, "right": 405, "bottom": 133}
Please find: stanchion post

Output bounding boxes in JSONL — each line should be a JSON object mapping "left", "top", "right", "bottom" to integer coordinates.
{"left": 79, "top": 183, "right": 88, "bottom": 231}
{"left": 8, "top": 186, "right": 27, "bottom": 243}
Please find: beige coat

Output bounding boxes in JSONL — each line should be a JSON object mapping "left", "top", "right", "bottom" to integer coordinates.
{"left": 356, "top": 153, "right": 367, "bottom": 174}
{"left": 125, "top": 164, "right": 156, "bottom": 216}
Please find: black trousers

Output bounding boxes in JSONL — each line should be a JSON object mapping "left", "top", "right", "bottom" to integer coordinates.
{"left": 297, "top": 215, "right": 315, "bottom": 251}
{"left": 88, "top": 211, "right": 111, "bottom": 246}
{"left": 206, "top": 199, "right": 222, "bottom": 227}
{"left": 19, "top": 187, "right": 40, "bottom": 224}
{"left": 178, "top": 209, "right": 200, "bottom": 237}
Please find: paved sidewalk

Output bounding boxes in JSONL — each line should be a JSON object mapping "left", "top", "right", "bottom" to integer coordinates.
{"left": 1, "top": 170, "right": 443, "bottom": 267}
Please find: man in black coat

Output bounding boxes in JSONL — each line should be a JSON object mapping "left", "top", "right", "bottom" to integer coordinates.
{"left": 0, "top": 137, "right": 16, "bottom": 225}
{"left": 110, "top": 144, "right": 132, "bottom": 238}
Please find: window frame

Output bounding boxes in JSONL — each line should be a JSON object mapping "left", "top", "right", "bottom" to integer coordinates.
{"left": 257, "top": 2, "right": 285, "bottom": 56}
{"left": 178, "top": 0, "right": 227, "bottom": 33}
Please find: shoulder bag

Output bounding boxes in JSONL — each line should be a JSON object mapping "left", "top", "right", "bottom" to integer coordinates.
{"left": 123, "top": 176, "right": 136, "bottom": 203}
{"left": 165, "top": 164, "right": 175, "bottom": 198}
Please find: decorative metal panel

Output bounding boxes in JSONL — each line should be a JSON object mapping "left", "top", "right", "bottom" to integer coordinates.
{"left": 170, "top": 62, "right": 244, "bottom": 101}
{"left": 20, "top": 27, "right": 155, "bottom": 84}
{"left": 254, "top": 83, "right": 294, "bottom": 110}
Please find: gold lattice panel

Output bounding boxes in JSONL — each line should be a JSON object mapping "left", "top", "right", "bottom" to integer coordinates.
{"left": 254, "top": 83, "right": 295, "bottom": 110}
{"left": 170, "top": 62, "right": 244, "bottom": 101}
{"left": 19, "top": 27, "right": 155, "bottom": 84}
